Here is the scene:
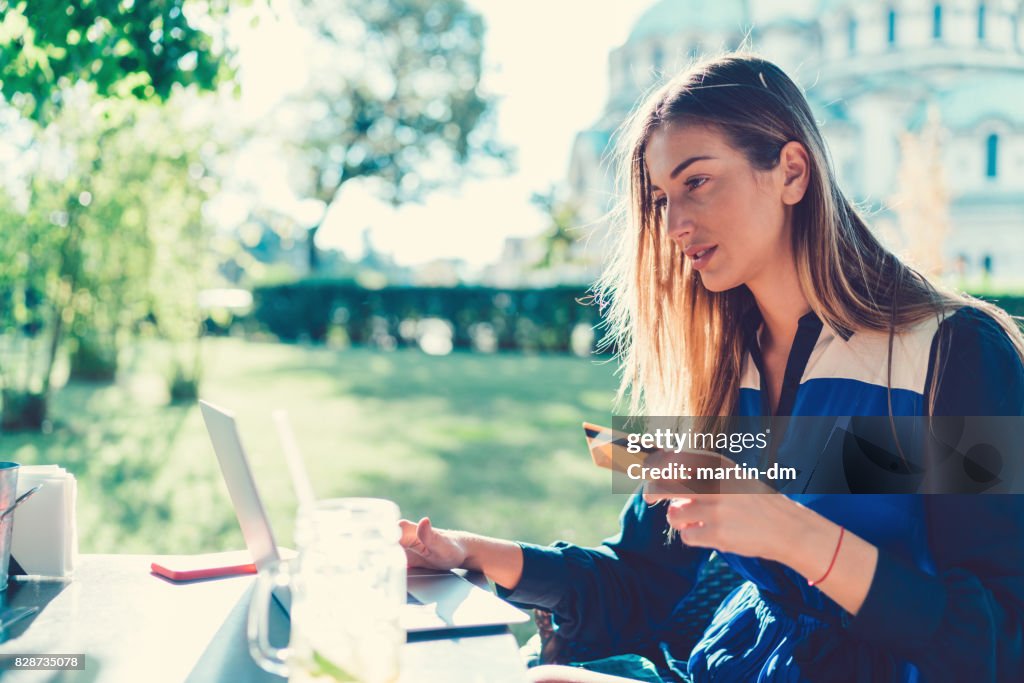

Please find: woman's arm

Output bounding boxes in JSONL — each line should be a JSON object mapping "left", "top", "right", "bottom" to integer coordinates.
{"left": 835, "top": 307, "right": 1024, "bottom": 680}
{"left": 462, "top": 533, "right": 525, "bottom": 589}
{"left": 400, "top": 516, "right": 524, "bottom": 589}
{"left": 401, "top": 492, "right": 711, "bottom": 650}
{"left": 842, "top": 496, "right": 1024, "bottom": 682}
{"left": 657, "top": 492, "right": 877, "bottom": 614}
{"left": 771, "top": 501, "right": 876, "bottom": 614}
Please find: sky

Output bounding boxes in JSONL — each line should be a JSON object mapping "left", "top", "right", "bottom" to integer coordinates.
{"left": 224, "top": 0, "right": 654, "bottom": 267}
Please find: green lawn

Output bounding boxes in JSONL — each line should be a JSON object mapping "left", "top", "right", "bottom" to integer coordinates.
{"left": 1, "top": 338, "right": 630, "bottom": 558}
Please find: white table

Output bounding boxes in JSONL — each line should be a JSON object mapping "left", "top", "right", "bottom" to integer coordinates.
{"left": 0, "top": 555, "right": 530, "bottom": 682}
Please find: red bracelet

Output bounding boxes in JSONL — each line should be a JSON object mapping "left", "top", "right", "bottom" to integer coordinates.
{"left": 808, "top": 526, "right": 844, "bottom": 587}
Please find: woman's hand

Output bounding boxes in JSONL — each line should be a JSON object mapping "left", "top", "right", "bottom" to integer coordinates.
{"left": 643, "top": 489, "right": 879, "bottom": 618}
{"left": 398, "top": 517, "right": 526, "bottom": 590}
{"left": 399, "top": 517, "right": 468, "bottom": 570}
{"left": 640, "top": 448, "right": 800, "bottom": 561}
{"left": 644, "top": 491, "right": 805, "bottom": 561}
{"left": 644, "top": 450, "right": 880, "bottom": 616}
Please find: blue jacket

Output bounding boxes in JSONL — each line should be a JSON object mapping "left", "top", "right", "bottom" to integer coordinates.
{"left": 498, "top": 307, "right": 1024, "bottom": 682}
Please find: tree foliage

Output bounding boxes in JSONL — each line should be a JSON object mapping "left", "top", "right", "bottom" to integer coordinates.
{"left": 0, "top": 0, "right": 230, "bottom": 428}
{"left": 0, "top": 0, "right": 233, "bottom": 123}
{"left": 0, "top": 88, "right": 218, "bottom": 427}
{"left": 287, "top": 0, "right": 510, "bottom": 269}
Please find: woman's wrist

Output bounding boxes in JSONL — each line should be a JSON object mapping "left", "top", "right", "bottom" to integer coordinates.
{"left": 772, "top": 500, "right": 879, "bottom": 614}
{"left": 460, "top": 533, "right": 524, "bottom": 590}
{"left": 459, "top": 532, "right": 487, "bottom": 571}
{"left": 770, "top": 500, "right": 841, "bottom": 579}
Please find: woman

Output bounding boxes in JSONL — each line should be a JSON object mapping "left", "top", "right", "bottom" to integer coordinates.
{"left": 400, "top": 54, "right": 1024, "bottom": 682}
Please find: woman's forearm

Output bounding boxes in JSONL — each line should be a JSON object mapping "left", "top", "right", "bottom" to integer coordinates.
{"left": 458, "top": 533, "right": 525, "bottom": 591}
{"left": 773, "top": 502, "right": 878, "bottom": 616}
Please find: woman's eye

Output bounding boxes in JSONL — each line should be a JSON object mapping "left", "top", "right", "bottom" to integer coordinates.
{"left": 653, "top": 196, "right": 667, "bottom": 210}
{"left": 686, "top": 177, "right": 708, "bottom": 191}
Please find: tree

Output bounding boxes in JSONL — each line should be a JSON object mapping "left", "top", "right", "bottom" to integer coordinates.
{"left": 42, "top": 94, "right": 155, "bottom": 383}
{"left": 0, "top": 0, "right": 233, "bottom": 123}
{"left": 0, "top": 0, "right": 232, "bottom": 428}
{"left": 66, "top": 93, "right": 217, "bottom": 393}
{"left": 0, "top": 89, "right": 218, "bottom": 427}
{"left": 286, "top": 0, "right": 510, "bottom": 271}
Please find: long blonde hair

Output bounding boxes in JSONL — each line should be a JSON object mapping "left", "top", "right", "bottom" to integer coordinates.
{"left": 595, "top": 53, "right": 1024, "bottom": 425}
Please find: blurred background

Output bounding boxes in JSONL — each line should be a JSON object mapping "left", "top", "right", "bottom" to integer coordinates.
{"left": 1, "top": 0, "right": 1023, "bottom": 566}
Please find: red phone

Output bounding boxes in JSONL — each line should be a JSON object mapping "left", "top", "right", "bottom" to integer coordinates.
{"left": 151, "top": 551, "right": 257, "bottom": 581}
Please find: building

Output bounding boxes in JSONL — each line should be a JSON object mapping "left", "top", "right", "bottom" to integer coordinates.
{"left": 567, "top": 0, "right": 1024, "bottom": 280}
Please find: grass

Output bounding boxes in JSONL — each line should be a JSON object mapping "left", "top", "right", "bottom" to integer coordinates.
{"left": 1, "top": 338, "right": 630, "bottom": 559}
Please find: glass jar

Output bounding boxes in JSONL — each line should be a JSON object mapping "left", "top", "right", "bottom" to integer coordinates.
{"left": 250, "top": 498, "right": 406, "bottom": 682}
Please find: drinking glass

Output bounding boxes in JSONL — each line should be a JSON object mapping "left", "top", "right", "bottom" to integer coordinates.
{"left": 248, "top": 498, "right": 406, "bottom": 682}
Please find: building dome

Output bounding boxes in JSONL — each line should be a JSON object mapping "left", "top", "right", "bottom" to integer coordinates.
{"left": 569, "top": 0, "right": 1024, "bottom": 283}
{"left": 627, "top": 0, "right": 750, "bottom": 43}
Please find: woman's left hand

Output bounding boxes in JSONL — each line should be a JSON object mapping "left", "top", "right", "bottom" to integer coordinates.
{"left": 643, "top": 449, "right": 878, "bottom": 617}
{"left": 645, "top": 491, "right": 810, "bottom": 561}
{"left": 641, "top": 450, "right": 806, "bottom": 562}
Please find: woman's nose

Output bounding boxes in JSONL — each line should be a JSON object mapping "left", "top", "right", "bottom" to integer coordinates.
{"left": 665, "top": 205, "right": 693, "bottom": 245}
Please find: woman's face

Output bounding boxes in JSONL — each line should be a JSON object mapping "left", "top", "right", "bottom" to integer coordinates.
{"left": 645, "top": 122, "right": 807, "bottom": 293}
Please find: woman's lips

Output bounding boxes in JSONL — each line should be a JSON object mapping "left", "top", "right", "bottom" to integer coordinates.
{"left": 689, "top": 246, "right": 718, "bottom": 271}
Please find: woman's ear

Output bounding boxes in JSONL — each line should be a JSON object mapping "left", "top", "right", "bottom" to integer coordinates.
{"left": 779, "top": 141, "right": 810, "bottom": 206}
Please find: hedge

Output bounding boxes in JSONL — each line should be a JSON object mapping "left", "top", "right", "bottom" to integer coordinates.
{"left": 244, "top": 280, "right": 1024, "bottom": 354}
{"left": 249, "top": 281, "right": 606, "bottom": 353}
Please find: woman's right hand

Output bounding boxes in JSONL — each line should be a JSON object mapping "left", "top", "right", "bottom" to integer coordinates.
{"left": 399, "top": 516, "right": 468, "bottom": 570}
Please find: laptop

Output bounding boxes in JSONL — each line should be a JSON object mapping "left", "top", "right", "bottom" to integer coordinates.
{"left": 198, "top": 400, "right": 529, "bottom": 634}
